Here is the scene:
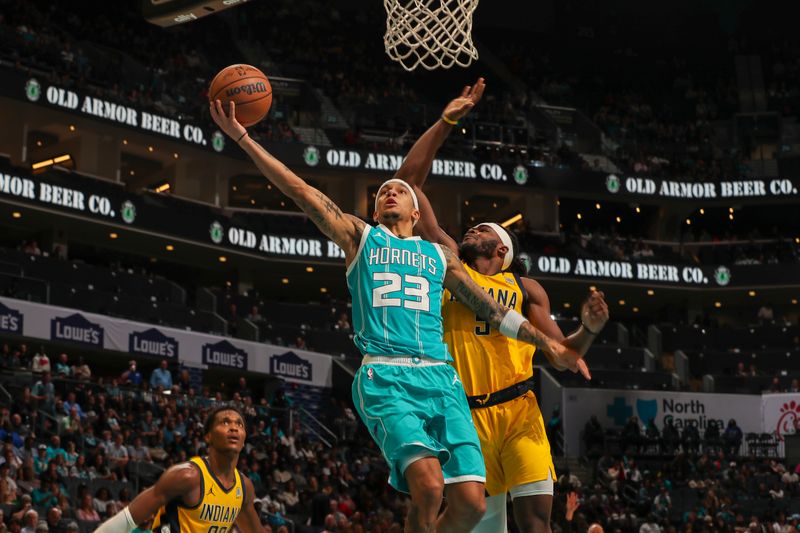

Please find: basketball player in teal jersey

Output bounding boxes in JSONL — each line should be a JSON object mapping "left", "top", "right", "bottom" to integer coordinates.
{"left": 211, "top": 97, "right": 582, "bottom": 533}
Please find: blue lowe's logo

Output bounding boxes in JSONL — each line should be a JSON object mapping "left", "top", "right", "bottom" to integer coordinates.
{"left": 271, "top": 351, "right": 312, "bottom": 381}
{"left": 129, "top": 328, "right": 179, "bottom": 359}
{"left": 0, "top": 301, "right": 23, "bottom": 334}
{"left": 51, "top": 313, "right": 104, "bottom": 347}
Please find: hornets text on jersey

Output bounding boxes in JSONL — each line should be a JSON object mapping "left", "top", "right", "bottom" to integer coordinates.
{"left": 346, "top": 224, "right": 450, "bottom": 361}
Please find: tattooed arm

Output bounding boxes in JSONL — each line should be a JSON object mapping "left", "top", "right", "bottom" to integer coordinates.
{"left": 210, "top": 100, "right": 364, "bottom": 263}
{"left": 441, "top": 246, "right": 583, "bottom": 370}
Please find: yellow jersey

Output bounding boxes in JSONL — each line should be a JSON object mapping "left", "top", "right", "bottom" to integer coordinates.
{"left": 442, "top": 263, "right": 535, "bottom": 397}
{"left": 153, "top": 456, "right": 245, "bottom": 533}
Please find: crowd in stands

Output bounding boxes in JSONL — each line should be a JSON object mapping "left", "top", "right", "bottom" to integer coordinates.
{"left": 3, "top": 0, "right": 799, "bottom": 183}
{"left": 3, "top": 334, "right": 800, "bottom": 533}
{"left": 561, "top": 413, "right": 800, "bottom": 533}
{"left": 0, "top": 340, "right": 417, "bottom": 533}
{"left": 517, "top": 222, "right": 800, "bottom": 268}
{"left": 0, "top": 1, "right": 298, "bottom": 145}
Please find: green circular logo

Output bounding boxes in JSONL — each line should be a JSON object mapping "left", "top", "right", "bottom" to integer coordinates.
{"left": 25, "top": 79, "right": 41, "bottom": 102}
{"left": 513, "top": 165, "right": 528, "bottom": 185}
{"left": 606, "top": 174, "right": 621, "bottom": 193}
{"left": 121, "top": 201, "right": 136, "bottom": 224}
{"left": 304, "top": 146, "right": 320, "bottom": 167}
{"left": 714, "top": 266, "right": 731, "bottom": 286}
{"left": 518, "top": 252, "right": 532, "bottom": 275}
{"left": 212, "top": 131, "right": 225, "bottom": 153}
{"left": 210, "top": 221, "right": 224, "bottom": 244}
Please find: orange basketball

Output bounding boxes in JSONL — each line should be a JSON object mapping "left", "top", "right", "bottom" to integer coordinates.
{"left": 209, "top": 64, "right": 272, "bottom": 127}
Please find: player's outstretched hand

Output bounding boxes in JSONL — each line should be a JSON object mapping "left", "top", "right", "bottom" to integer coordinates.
{"left": 210, "top": 100, "right": 247, "bottom": 142}
{"left": 547, "top": 341, "right": 591, "bottom": 380}
{"left": 566, "top": 491, "right": 580, "bottom": 521}
{"left": 442, "top": 77, "right": 486, "bottom": 123}
{"left": 582, "top": 289, "right": 610, "bottom": 335}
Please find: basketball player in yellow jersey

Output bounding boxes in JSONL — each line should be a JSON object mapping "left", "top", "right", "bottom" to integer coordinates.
{"left": 393, "top": 79, "right": 610, "bottom": 532}
{"left": 94, "top": 405, "right": 266, "bottom": 533}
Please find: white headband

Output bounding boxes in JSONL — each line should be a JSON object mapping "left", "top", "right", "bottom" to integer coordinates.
{"left": 474, "top": 222, "right": 514, "bottom": 270}
{"left": 375, "top": 179, "right": 419, "bottom": 225}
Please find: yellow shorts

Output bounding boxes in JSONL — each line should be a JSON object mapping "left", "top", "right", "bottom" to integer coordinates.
{"left": 470, "top": 390, "right": 556, "bottom": 496}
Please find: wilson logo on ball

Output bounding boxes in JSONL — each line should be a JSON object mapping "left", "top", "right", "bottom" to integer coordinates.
{"left": 225, "top": 82, "right": 269, "bottom": 97}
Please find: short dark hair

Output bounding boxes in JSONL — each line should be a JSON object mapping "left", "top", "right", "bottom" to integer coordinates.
{"left": 203, "top": 404, "right": 245, "bottom": 435}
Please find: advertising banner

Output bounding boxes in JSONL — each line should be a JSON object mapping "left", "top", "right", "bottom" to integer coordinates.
{"left": 4, "top": 66, "right": 799, "bottom": 200}
{"left": 561, "top": 387, "right": 762, "bottom": 455}
{"left": 0, "top": 296, "right": 333, "bottom": 387}
{"left": 762, "top": 393, "right": 800, "bottom": 442}
{"left": 527, "top": 255, "right": 800, "bottom": 288}
{"left": 0, "top": 163, "right": 344, "bottom": 264}
{"left": 0, "top": 69, "right": 229, "bottom": 154}
{"left": 527, "top": 168, "right": 800, "bottom": 202}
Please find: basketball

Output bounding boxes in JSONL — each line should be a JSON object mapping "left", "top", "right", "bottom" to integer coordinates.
{"left": 208, "top": 64, "right": 272, "bottom": 126}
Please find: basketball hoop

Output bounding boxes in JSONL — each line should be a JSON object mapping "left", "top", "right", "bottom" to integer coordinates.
{"left": 383, "top": 0, "right": 480, "bottom": 72}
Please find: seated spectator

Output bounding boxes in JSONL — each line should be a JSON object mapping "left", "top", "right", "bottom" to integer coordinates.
{"left": 120, "top": 361, "right": 142, "bottom": 386}
{"left": 127, "top": 437, "right": 152, "bottom": 463}
{"left": 31, "top": 348, "right": 50, "bottom": 374}
{"left": 621, "top": 416, "right": 642, "bottom": 454}
{"left": 335, "top": 313, "right": 351, "bottom": 332}
{"left": 722, "top": 419, "right": 743, "bottom": 456}
{"left": 19, "top": 509, "right": 38, "bottom": 533}
{"left": 72, "top": 357, "right": 91, "bottom": 381}
{"left": 662, "top": 419, "right": 680, "bottom": 454}
{"left": 682, "top": 423, "right": 701, "bottom": 454}
{"left": 53, "top": 354, "right": 71, "bottom": 378}
{"left": 44, "top": 507, "right": 63, "bottom": 533}
{"left": 106, "top": 434, "right": 129, "bottom": 479}
{"left": 583, "top": 415, "right": 606, "bottom": 456}
{"left": 31, "top": 373, "right": 55, "bottom": 412}
{"left": 757, "top": 303, "right": 774, "bottom": 324}
{"left": 704, "top": 421, "right": 722, "bottom": 453}
{"left": 247, "top": 305, "right": 264, "bottom": 322}
{"left": 22, "top": 241, "right": 41, "bottom": 256}
{"left": 736, "top": 362, "right": 749, "bottom": 377}
{"left": 75, "top": 495, "right": 100, "bottom": 522}
{"left": 652, "top": 487, "right": 671, "bottom": 518}
{"left": 644, "top": 418, "right": 660, "bottom": 451}
{"left": 149, "top": 360, "right": 172, "bottom": 391}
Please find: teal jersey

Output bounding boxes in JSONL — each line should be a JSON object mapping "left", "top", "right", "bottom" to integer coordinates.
{"left": 346, "top": 224, "right": 450, "bottom": 361}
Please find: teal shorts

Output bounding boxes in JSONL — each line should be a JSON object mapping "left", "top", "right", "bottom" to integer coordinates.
{"left": 352, "top": 358, "right": 486, "bottom": 493}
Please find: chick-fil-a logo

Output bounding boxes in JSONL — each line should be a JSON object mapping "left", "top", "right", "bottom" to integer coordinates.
{"left": 775, "top": 401, "right": 800, "bottom": 441}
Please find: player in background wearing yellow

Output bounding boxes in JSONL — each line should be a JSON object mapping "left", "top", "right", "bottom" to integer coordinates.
{"left": 397, "top": 78, "right": 610, "bottom": 533}
{"left": 94, "top": 406, "right": 265, "bottom": 533}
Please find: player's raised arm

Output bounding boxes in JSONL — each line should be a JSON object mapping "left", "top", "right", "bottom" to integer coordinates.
{"left": 440, "top": 246, "right": 584, "bottom": 371}
{"left": 394, "top": 79, "right": 485, "bottom": 250}
{"left": 95, "top": 463, "right": 198, "bottom": 533}
{"left": 395, "top": 78, "right": 485, "bottom": 189}
{"left": 210, "top": 100, "right": 364, "bottom": 263}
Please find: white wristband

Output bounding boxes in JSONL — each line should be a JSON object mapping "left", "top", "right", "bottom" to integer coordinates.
{"left": 95, "top": 507, "right": 137, "bottom": 533}
{"left": 498, "top": 309, "right": 527, "bottom": 340}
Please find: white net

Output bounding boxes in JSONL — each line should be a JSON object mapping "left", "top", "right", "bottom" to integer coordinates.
{"left": 383, "top": 0, "right": 480, "bottom": 71}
